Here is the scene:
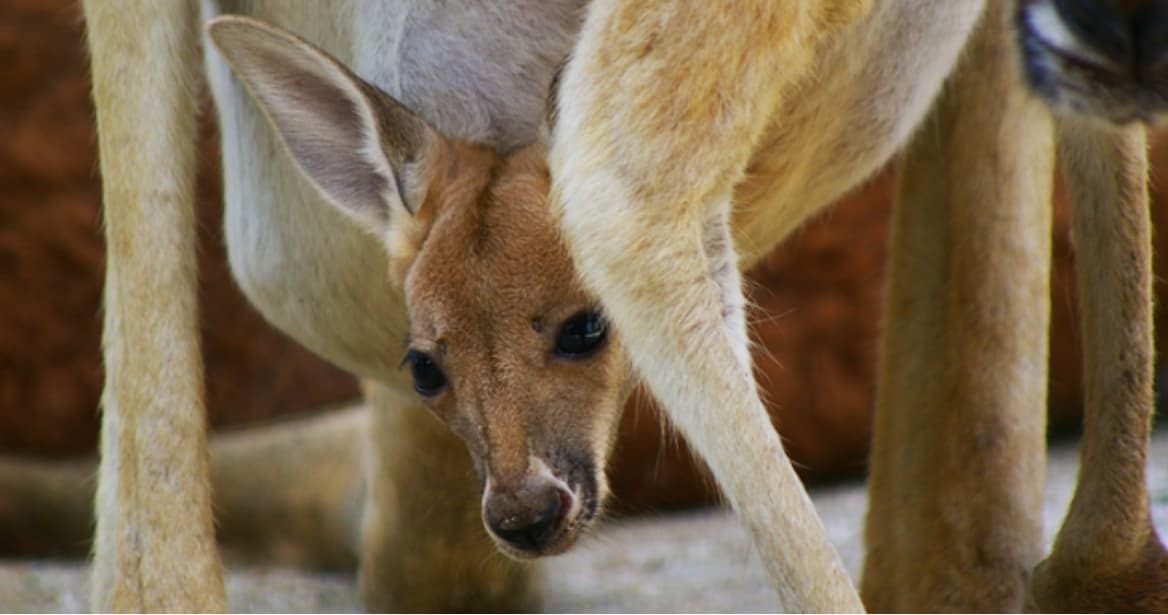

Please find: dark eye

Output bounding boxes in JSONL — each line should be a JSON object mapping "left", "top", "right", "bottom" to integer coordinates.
{"left": 555, "top": 310, "right": 608, "bottom": 358}
{"left": 404, "top": 350, "right": 447, "bottom": 396}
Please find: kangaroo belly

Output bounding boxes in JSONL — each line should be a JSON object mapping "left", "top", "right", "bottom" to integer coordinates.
{"left": 733, "top": 0, "right": 986, "bottom": 265}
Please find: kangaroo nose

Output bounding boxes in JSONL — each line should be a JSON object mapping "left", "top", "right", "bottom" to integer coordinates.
{"left": 485, "top": 487, "right": 569, "bottom": 553}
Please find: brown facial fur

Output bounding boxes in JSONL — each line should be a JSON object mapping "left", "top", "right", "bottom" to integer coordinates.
{"left": 400, "top": 141, "right": 629, "bottom": 553}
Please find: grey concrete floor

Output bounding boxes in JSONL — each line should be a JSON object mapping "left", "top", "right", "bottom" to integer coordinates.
{"left": 2, "top": 430, "right": 1165, "bottom": 612}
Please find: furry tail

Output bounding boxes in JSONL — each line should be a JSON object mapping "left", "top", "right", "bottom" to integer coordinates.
{"left": 0, "top": 405, "right": 367, "bottom": 570}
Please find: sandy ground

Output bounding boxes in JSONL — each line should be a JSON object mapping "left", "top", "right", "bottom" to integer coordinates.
{"left": 2, "top": 430, "right": 1165, "bottom": 613}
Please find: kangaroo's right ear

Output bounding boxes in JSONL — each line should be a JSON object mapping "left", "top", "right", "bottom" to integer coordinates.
{"left": 206, "top": 15, "right": 439, "bottom": 232}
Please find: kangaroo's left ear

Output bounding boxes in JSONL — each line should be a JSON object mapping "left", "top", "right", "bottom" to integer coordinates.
{"left": 206, "top": 15, "right": 442, "bottom": 233}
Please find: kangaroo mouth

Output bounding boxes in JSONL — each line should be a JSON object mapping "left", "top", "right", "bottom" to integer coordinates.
{"left": 544, "top": 482, "right": 601, "bottom": 556}
{"left": 488, "top": 479, "right": 602, "bottom": 560}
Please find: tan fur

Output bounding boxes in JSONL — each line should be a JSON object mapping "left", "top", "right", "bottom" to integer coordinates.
{"left": 551, "top": 0, "right": 1166, "bottom": 611}
{"left": 549, "top": 0, "right": 976, "bottom": 610}
{"left": 84, "top": 1, "right": 588, "bottom": 610}
{"left": 77, "top": 0, "right": 1166, "bottom": 611}
{"left": 209, "top": 11, "right": 623, "bottom": 608}
{"left": 82, "top": 1, "right": 224, "bottom": 610}
{"left": 862, "top": 8, "right": 1055, "bottom": 608}
{"left": 1027, "top": 117, "right": 1168, "bottom": 612}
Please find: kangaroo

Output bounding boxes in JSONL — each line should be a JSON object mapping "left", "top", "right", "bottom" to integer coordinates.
{"left": 549, "top": 0, "right": 1167, "bottom": 611}
{"left": 84, "top": 2, "right": 591, "bottom": 611}
{"left": 77, "top": 0, "right": 1166, "bottom": 612}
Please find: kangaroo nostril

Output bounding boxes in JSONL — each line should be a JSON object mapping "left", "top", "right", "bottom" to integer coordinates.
{"left": 488, "top": 488, "right": 569, "bottom": 552}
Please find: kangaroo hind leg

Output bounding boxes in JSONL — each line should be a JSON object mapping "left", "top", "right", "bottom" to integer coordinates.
{"left": 862, "top": 2, "right": 1055, "bottom": 609}
{"left": 1028, "top": 118, "right": 1168, "bottom": 613}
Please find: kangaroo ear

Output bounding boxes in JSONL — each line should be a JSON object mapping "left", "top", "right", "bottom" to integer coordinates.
{"left": 206, "top": 15, "right": 438, "bottom": 231}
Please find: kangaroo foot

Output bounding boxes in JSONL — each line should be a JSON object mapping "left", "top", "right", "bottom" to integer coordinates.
{"left": 1028, "top": 530, "right": 1168, "bottom": 612}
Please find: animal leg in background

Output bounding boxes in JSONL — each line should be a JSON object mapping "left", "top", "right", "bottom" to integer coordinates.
{"left": 1028, "top": 118, "right": 1168, "bottom": 612}
{"left": 861, "top": 4, "right": 1055, "bottom": 611}
{"left": 82, "top": 1, "right": 225, "bottom": 610}
{"left": 551, "top": 0, "right": 868, "bottom": 610}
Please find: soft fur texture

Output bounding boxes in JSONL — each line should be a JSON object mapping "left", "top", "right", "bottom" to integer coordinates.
{"left": 83, "top": 1, "right": 223, "bottom": 610}
{"left": 86, "top": 1, "right": 588, "bottom": 610}
{"left": 1027, "top": 117, "right": 1167, "bottom": 612}
{"left": 79, "top": 0, "right": 1166, "bottom": 612}
{"left": 550, "top": 0, "right": 1165, "bottom": 610}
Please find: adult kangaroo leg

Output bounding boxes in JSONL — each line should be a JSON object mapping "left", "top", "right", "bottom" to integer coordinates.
{"left": 551, "top": 1, "right": 867, "bottom": 610}
{"left": 359, "top": 381, "right": 538, "bottom": 611}
{"left": 82, "top": 1, "right": 225, "bottom": 610}
{"left": 1028, "top": 119, "right": 1168, "bottom": 612}
{"left": 861, "top": 3, "right": 1055, "bottom": 610}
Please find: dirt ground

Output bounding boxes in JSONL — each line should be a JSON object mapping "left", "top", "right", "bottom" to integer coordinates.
{"left": 2, "top": 429, "right": 1164, "bottom": 613}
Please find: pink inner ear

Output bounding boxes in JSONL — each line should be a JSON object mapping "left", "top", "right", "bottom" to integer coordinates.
{"left": 209, "top": 19, "right": 397, "bottom": 229}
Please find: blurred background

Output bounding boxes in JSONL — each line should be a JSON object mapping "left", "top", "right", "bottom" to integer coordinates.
{"left": 2, "top": 1, "right": 1167, "bottom": 518}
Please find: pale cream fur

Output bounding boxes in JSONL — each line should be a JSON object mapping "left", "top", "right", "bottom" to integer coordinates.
{"left": 83, "top": 1, "right": 586, "bottom": 610}
{"left": 75, "top": 0, "right": 1167, "bottom": 612}
{"left": 550, "top": 0, "right": 1165, "bottom": 611}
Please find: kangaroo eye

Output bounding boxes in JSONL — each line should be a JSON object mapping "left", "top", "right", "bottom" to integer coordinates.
{"left": 404, "top": 350, "right": 447, "bottom": 396}
{"left": 555, "top": 310, "right": 608, "bottom": 358}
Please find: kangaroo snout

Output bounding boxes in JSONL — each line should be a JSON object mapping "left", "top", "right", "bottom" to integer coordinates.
{"left": 483, "top": 480, "right": 574, "bottom": 556}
